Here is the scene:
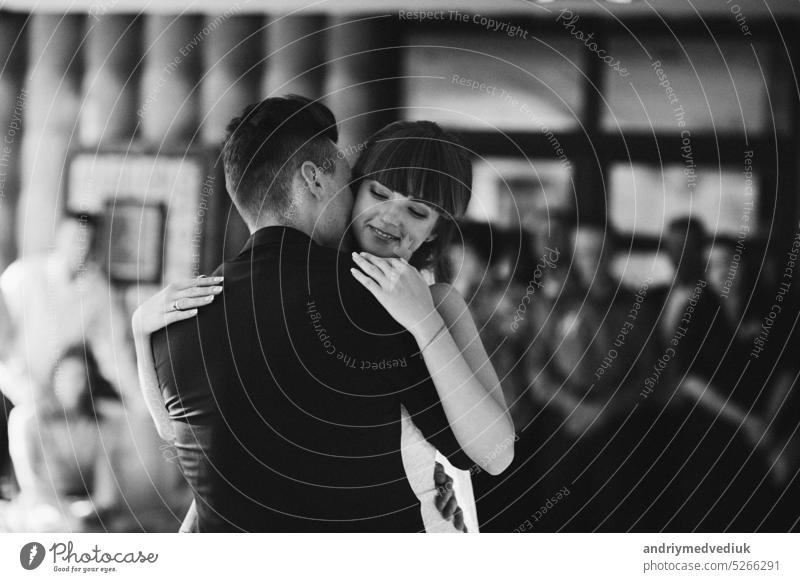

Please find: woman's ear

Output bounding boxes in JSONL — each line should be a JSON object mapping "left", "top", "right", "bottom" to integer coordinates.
{"left": 425, "top": 231, "right": 438, "bottom": 243}
{"left": 299, "top": 161, "right": 323, "bottom": 199}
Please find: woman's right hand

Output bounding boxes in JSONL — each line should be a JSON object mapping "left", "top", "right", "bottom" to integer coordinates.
{"left": 131, "top": 276, "right": 224, "bottom": 338}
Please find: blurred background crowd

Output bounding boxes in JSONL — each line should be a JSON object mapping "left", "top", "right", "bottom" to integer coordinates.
{"left": 0, "top": 0, "right": 799, "bottom": 532}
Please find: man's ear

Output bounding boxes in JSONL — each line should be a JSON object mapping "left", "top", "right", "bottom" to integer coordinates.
{"left": 299, "top": 161, "right": 323, "bottom": 200}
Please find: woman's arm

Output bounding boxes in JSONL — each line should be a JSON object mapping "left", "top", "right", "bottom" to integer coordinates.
{"left": 131, "top": 277, "right": 224, "bottom": 442}
{"left": 351, "top": 253, "right": 514, "bottom": 475}
{"left": 429, "top": 283, "right": 511, "bottom": 423}
{"left": 132, "top": 326, "right": 175, "bottom": 442}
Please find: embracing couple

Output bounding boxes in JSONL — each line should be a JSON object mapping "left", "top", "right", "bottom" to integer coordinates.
{"left": 132, "top": 95, "right": 514, "bottom": 532}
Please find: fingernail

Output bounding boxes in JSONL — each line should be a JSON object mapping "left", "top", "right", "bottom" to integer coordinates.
{"left": 188, "top": 309, "right": 198, "bottom": 315}
{"left": 212, "top": 286, "right": 222, "bottom": 293}
{"left": 204, "top": 296, "right": 214, "bottom": 302}
{"left": 213, "top": 276, "right": 224, "bottom": 282}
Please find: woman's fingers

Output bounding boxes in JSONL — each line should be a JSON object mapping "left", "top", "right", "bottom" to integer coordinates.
{"left": 441, "top": 496, "right": 458, "bottom": 519}
{"left": 179, "top": 285, "right": 223, "bottom": 299}
{"left": 163, "top": 308, "right": 199, "bottom": 326}
{"left": 351, "top": 253, "right": 387, "bottom": 286}
{"left": 176, "top": 275, "right": 224, "bottom": 290}
{"left": 350, "top": 268, "right": 381, "bottom": 294}
{"left": 171, "top": 295, "right": 217, "bottom": 311}
{"left": 453, "top": 507, "right": 465, "bottom": 532}
{"left": 358, "top": 252, "right": 394, "bottom": 277}
{"left": 434, "top": 482, "right": 454, "bottom": 511}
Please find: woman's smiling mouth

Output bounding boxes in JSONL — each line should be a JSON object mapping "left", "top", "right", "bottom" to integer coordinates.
{"left": 367, "top": 224, "right": 400, "bottom": 243}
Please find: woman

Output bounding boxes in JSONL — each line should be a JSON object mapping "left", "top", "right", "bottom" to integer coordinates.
{"left": 133, "top": 120, "right": 514, "bottom": 532}
{"left": 7, "top": 344, "right": 124, "bottom": 530}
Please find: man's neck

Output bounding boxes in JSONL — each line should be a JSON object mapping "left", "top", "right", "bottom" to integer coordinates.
{"left": 251, "top": 217, "right": 314, "bottom": 239}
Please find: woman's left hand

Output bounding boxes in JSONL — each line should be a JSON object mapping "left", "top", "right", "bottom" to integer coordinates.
{"left": 131, "top": 276, "right": 224, "bottom": 338}
{"left": 350, "top": 252, "right": 442, "bottom": 341}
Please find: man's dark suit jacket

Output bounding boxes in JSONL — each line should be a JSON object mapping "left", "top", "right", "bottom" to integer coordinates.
{"left": 152, "top": 226, "right": 472, "bottom": 531}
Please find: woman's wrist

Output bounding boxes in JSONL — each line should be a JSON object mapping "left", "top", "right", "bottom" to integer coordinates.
{"left": 131, "top": 311, "right": 152, "bottom": 341}
{"left": 412, "top": 313, "right": 446, "bottom": 348}
{"left": 131, "top": 310, "right": 145, "bottom": 338}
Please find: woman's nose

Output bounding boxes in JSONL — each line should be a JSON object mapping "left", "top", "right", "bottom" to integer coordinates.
{"left": 379, "top": 205, "right": 402, "bottom": 228}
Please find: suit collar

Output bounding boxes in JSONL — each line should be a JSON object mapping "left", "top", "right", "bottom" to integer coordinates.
{"left": 239, "top": 226, "right": 314, "bottom": 255}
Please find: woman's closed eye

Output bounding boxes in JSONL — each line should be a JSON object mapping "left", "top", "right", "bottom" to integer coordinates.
{"left": 369, "top": 186, "right": 389, "bottom": 200}
{"left": 409, "top": 206, "right": 429, "bottom": 219}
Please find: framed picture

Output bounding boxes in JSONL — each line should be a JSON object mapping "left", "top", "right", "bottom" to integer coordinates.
{"left": 66, "top": 148, "right": 223, "bottom": 284}
{"left": 102, "top": 198, "right": 166, "bottom": 284}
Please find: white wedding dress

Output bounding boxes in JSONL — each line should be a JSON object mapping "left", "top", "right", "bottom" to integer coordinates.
{"left": 400, "top": 405, "right": 479, "bottom": 533}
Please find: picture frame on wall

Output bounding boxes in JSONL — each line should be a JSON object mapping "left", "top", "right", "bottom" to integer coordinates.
{"left": 101, "top": 198, "right": 166, "bottom": 285}
{"left": 65, "top": 148, "right": 228, "bottom": 285}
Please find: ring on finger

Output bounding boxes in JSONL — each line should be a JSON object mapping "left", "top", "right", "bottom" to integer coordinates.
{"left": 172, "top": 300, "right": 181, "bottom": 312}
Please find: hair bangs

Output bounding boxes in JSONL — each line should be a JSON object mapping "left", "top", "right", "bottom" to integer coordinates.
{"left": 356, "top": 129, "right": 471, "bottom": 222}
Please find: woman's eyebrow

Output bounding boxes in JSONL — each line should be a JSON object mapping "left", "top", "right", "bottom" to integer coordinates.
{"left": 373, "top": 183, "right": 434, "bottom": 209}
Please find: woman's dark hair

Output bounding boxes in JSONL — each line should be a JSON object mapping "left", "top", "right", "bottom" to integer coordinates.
{"left": 51, "top": 344, "right": 119, "bottom": 420}
{"left": 351, "top": 121, "right": 472, "bottom": 280}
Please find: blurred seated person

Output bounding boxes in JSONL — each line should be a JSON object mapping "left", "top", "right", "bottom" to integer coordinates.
{"left": 0, "top": 212, "right": 140, "bottom": 413}
{"left": 522, "top": 224, "right": 669, "bottom": 530}
{"left": 7, "top": 345, "right": 125, "bottom": 530}
{"left": 527, "top": 208, "right": 573, "bottom": 304}
{"left": 705, "top": 238, "right": 741, "bottom": 325}
{"left": 662, "top": 217, "right": 772, "bottom": 445}
{"left": 527, "top": 224, "right": 662, "bottom": 434}
{"left": 709, "top": 237, "right": 795, "bottom": 415}
{"left": 662, "top": 217, "right": 734, "bottom": 388}
{"left": 661, "top": 217, "right": 783, "bottom": 529}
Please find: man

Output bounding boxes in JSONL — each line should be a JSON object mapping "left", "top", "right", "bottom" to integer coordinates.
{"left": 528, "top": 226, "right": 661, "bottom": 438}
{"left": 660, "top": 217, "right": 780, "bottom": 530}
{"left": 662, "top": 217, "right": 733, "bottom": 386}
{"left": 151, "top": 96, "right": 472, "bottom": 531}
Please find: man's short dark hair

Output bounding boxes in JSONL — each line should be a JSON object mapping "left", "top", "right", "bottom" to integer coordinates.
{"left": 221, "top": 95, "right": 339, "bottom": 229}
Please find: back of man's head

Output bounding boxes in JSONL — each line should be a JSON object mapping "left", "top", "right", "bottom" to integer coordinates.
{"left": 222, "top": 95, "right": 339, "bottom": 231}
